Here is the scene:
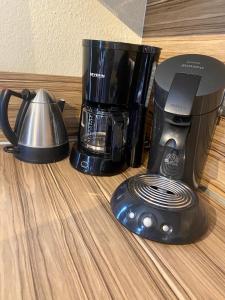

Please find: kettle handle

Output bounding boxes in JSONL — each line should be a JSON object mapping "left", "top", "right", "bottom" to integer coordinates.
{"left": 0, "top": 89, "right": 34, "bottom": 146}
{"left": 57, "top": 99, "right": 65, "bottom": 112}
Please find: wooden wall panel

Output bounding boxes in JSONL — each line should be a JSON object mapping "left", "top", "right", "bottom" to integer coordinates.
{"left": 0, "top": 72, "right": 82, "bottom": 142}
{"left": 144, "top": 0, "right": 225, "bottom": 37}
{"left": 142, "top": 34, "right": 225, "bottom": 64}
{"left": 143, "top": 0, "right": 225, "bottom": 63}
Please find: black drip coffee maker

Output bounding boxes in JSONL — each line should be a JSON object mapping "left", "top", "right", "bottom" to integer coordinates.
{"left": 70, "top": 39, "right": 160, "bottom": 175}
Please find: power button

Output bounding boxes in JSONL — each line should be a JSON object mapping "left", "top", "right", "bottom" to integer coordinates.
{"left": 81, "top": 160, "right": 88, "bottom": 169}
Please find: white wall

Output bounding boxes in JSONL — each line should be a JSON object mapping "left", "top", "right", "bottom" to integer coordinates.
{"left": 0, "top": 0, "right": 146, "bottom": 76}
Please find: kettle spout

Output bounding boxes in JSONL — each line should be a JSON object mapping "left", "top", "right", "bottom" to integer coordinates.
{"left": 57, "top": 99, "right": 65, "bottom": 112}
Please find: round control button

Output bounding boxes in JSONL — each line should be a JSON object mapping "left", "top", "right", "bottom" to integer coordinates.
{"left": 128, "top": 211, "right": 135, "bottom": 219}
{"left": 162, "top": 224, "right": 171, "bottom": 232}
{"left": 142, "top": 217, "right": 153, "bottom": 228}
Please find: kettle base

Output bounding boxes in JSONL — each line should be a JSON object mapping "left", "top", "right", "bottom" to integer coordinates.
{"left": 6, "top": 143, "right": 69, "bottom": 164}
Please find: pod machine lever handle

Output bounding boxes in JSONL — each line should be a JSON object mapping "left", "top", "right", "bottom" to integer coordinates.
{"left": 159, "top": 73, "right": 201, "bottom": 179}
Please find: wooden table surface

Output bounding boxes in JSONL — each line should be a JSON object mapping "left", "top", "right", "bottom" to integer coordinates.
{"left": 0, "top": 149, "right": 225, "bottom": 300}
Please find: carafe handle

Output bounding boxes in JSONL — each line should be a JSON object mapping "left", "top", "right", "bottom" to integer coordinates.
{"left": 111, "top": 115, "right": 125, "bottom": 161}
{"left": 0, "top": 89, "right": 34, "bottom": 146}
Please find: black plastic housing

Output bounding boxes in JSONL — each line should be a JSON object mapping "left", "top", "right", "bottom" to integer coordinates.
{"left": 70, "top": 39, "right": 160, "bottom": 175}
{"left": 127, "top": 49, "right": 160, "bottom": 167}
{"left": 148, "top": 54, "right": 225, "bottom": 188}
{"left": 70, "top": 143, "right": 127, "bottom": 176}
{"left": 111, "top": 175, "right": 207, "bottom": 244}
{"left": 82, "top": 39, "right": 159, "bottom": 107}
{"left": 4, "top": 143, "right": 69, "bottom": 164}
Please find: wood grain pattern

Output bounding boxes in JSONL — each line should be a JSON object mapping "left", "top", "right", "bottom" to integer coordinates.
{"left": 142, "top": 34, "right": 225, "bottom": 64}
{"left": 0, "top": 72, "right": 82, "bottom": 141}
{"left": 0, "top": 150, "right": 225, "bottom": 299}
{"left": 95, "top": 167, "right": 225, "bottom": 299}
{"left": 142, "top": 1, "right": 225, "bottom": 64}
{"left": 144, "top": 0, "right": 225, "bottom": 37}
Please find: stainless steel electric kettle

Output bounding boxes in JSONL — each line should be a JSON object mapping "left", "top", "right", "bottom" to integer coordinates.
{"left": 0, "top": 89, "right": 69, "bottom": 163}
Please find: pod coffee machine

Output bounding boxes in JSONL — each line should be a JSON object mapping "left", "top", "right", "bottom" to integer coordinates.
{"left": 149, "top": 54, "right": 225, "bottom": 188}
{"left": 111, "top": 54, "right": 225, "bottom": 244}
{"left": 70, "top": 39, "right": 160, "bottom": 175}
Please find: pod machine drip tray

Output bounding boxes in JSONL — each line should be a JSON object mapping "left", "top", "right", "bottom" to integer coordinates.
{"left": 110, "top": 174, "right": 207, "bottom": 244}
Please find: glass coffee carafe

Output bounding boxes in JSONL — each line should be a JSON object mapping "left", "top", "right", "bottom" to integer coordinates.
{"left": 80, "top": 105, "right": 129, "bottom": 157}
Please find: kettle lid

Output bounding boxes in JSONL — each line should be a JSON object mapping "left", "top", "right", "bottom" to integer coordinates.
{"left": 31, "top": 89, "right": 55, "bottom": 104}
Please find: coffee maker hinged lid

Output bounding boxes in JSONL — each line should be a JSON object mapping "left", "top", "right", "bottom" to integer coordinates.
{"left": 154, "top": 54, "right": 225, "bottom": 115}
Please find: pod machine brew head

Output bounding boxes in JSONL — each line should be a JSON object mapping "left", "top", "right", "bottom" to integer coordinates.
{"left": 111, "top": 54, "right": 225, "bottom": 244}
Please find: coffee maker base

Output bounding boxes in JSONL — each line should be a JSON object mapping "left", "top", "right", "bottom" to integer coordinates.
{"left": 70, "top": 144, "right": 127, "bottom": 176}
